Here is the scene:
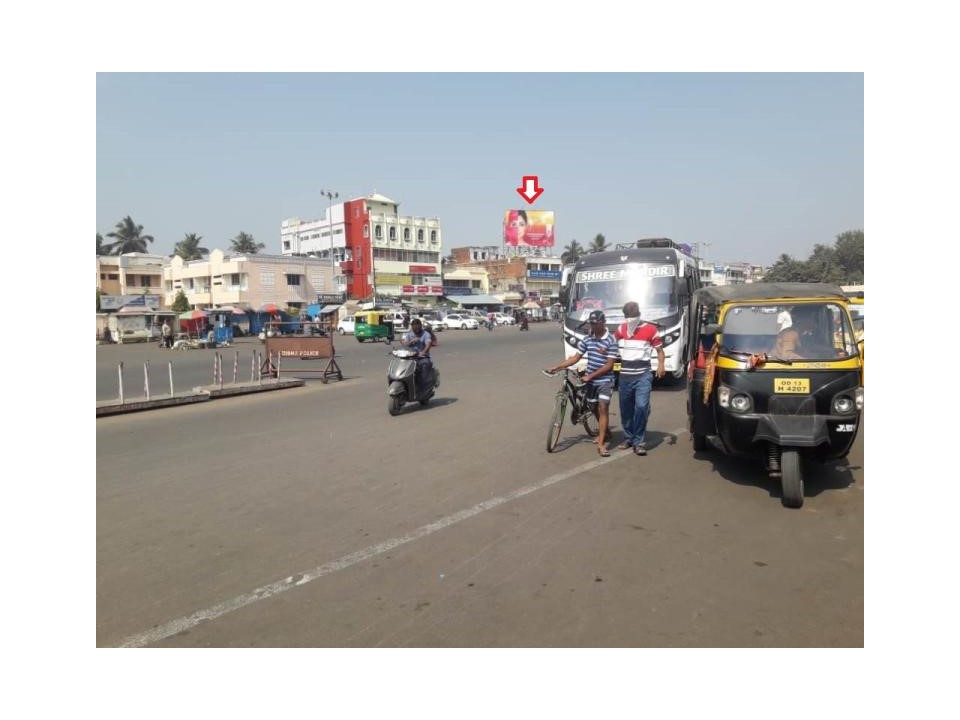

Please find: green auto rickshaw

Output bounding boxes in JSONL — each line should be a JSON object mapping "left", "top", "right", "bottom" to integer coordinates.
{"left": 354, "top": 310, "right": 396, "bottom": 343}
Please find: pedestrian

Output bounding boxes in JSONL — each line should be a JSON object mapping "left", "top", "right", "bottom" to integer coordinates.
{"left": 544, "top": 310, "right": 617, "bottom": 456}
{"left": 613, "top": 301, "right": 665, "bottom": 456}
{"left": 161, "top": 319, "right": 173, "bottom": 348}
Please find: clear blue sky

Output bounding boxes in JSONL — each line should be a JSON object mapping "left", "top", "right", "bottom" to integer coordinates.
{"left": 97, "top": 73, "right": 862, "bottom": 266}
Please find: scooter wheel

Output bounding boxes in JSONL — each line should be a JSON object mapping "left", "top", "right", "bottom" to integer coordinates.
{"left": 388, "top": 394, "right": 404, "bottom": 416}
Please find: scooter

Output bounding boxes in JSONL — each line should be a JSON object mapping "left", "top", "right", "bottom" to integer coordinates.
{"left": 519, "top": 315, "right": 529, "bottom": 331}
{"left": 387, "top": 347, "right": 440, "bottom": 416}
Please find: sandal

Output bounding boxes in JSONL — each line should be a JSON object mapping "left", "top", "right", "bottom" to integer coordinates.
{"left": 598, "top": 446, "right": 610, "bottom": 457}
{"left": 634, "top": 445, "right": 647, "bottom": 456}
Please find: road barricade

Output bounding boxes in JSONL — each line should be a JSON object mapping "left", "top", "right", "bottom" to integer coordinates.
{"left": 261, "top": 336, "right": 343, "bottom": 383}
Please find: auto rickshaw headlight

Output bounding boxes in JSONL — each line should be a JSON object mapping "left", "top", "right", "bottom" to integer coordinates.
{"left": 855, "top": 387, "right": 864, "bottom": 410}
{"left": 730, "top": 393, "right": 752, "bottom": 413}
{"left": 718, "top": 386, "right": 730, "bottom": 408}
{"left": 832, "top": 395, "right": 856, "bottom": 414}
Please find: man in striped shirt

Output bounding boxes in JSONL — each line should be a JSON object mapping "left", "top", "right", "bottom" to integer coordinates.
{"left": 545, "top": 310, "right": 618, "bottom": 456}
{"left": 614, "top": 301, "right": 665, "bottom": 456}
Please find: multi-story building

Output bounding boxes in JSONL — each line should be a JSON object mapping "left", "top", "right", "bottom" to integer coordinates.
{"left": 442, "top": 265, "right": 490, "bottom": 297}
{"left": 163, "top": 249, "right": 333, "bottom": 311}
{"left": 96, "top": 253, "right": 166, "bottom": 308}
{"left": 447, "top": 247, "right": 563, "bottom": 305}
{"left": 281, "top": 192, "right": 443, "bottom": 301}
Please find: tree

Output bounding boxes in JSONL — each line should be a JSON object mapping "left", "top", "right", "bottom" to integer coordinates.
{"left": 230, "top": 231, "right": 265, "bottom": 254}
{"left": 105, "top": 215, "right": 154, "bottom": 255}
{"left": 171, "top": 289, "right": 190, "bottom": 312}
{"left": 588, "top": 233, "right": 608, "bottom": 253}
{"left": 96, "top": 232, "right": 105, "bottom": 255}
{"left": 174, "top": 233, "right": 209, "bottom": 261}
{"left": 561, "top": 239, "right": 585, "bottom": 264}
{"left": 96, "top": 287, "right": 102, "bottom": 311}
{"left": 761, "top": 230, "right": 864, "bottom": 284}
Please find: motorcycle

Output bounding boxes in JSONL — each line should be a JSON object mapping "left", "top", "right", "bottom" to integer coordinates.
{"left": 519, "top": 315, "right": 530, "bottom": 331}
{"left": 387, "top": 347, "right": 440, "bottom": 416}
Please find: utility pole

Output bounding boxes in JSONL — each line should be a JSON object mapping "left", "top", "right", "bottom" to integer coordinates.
{"left": 321, "top": 189, "right": 338, "bottom": 294}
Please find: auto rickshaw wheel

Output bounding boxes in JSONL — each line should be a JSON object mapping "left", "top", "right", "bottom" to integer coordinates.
{"left": 388, "top": 394, "right": 403, "bottom": 416}
{"left": 780, "top": 449, "right": 804, "bottom": 508}
{"left": 692, "top": 433, "right": 708, "bottom": 452}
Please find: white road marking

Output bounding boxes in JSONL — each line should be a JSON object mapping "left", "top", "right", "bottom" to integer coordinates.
{"left": 117, "top": 441, "right": 667, "bottom": 648}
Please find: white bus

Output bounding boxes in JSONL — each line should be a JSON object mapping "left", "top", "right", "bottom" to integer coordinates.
{"left": 559, "top": 238, "right": 701, "bottom": 382}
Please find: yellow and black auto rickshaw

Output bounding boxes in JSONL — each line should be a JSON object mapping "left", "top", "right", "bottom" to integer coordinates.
{"left": 354, "top": 310, "right": 396, "bottom": 343}
{"left": 685, "top": 283, "right": 863, "bottom": 508}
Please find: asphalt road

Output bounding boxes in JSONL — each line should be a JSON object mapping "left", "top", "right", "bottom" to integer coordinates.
{"left": 96, "top": 322, "right": 863, "bottom": 647}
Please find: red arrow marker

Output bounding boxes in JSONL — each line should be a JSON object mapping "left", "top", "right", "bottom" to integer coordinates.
{"left": 516, "top": 175, "right": 544, "bottom": 204}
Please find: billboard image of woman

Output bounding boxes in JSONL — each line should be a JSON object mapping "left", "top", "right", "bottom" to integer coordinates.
{"left": 504, "top": 209, "right": 555, "bottom": 248}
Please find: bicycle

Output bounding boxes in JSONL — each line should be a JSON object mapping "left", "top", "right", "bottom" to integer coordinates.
{"left": 542, "top": 368, "right": 600, "bottom": 452}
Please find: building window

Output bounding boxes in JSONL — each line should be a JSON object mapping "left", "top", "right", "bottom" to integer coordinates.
{"left": 363, "top": 224, "right": 369, "bottom": 238}
{"left": 404, "top": 228, "right": 410, "bottom": 241}
{"left": 108, "top": 274, "right": 118, "bottom": 280}
{"left": 417, "top": 229, "right": 424, "bottom": 242}
{"left": 140, "top": 275, "right": 152, "bottom": 287}
{"left": 375, "top": 225, "right": 383, "bottom": 239}
{"left": 283, "top": 240, "right": 290, "bottom": 250}
{"left": 389, "top": 226, "right": 396, "bottom": 240}
{"left": 285, "top": 274, "right": 301, "bottom": 286}
{"left": 100, "top": 273, "right": 106, "bottom": 279}
{"left": 431, "top": 230, "right": 437, "bottom": 243}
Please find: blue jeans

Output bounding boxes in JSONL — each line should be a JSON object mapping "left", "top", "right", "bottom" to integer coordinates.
{"left": 618, "top": 372, "right": 654, "bottom": 447}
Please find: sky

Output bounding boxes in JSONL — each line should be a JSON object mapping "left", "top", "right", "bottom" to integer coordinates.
{"left": 97, "top": 73, "right": 863, "bottom": 266}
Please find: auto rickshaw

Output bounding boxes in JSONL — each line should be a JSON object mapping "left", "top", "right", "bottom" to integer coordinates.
{"left": 685, "top": 283, "right": 863, "bottom": 508}
{"left": 354, "top": 310, "right": 396, "bottom": 343}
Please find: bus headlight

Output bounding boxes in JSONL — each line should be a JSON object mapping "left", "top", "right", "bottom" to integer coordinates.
{"left": 565, "top": 334, "right": 579, "bottom": 348}
{"left": 661, "top": 330, "right": 682, "bottom": 347}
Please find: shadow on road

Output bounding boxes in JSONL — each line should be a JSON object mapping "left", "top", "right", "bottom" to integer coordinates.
{"left": 693, "top": 446, "right": 856, "bottom": 501}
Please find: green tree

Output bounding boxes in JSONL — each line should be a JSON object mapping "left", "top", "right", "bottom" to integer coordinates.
{"left": 588, "top": 233, "right": 608, "bottom": 253}
{"left": 174, "top": 232, "right": 209, "bottom": 261}
{"left": 96, "top": 232, "right": 105, "bottom": 255}
{"left": 833, "top": 229, "right": 864, "bottom": 283}
{"left": 96, "top": 287, "right": 102, "bottom": 311}
{"left": 230, "top": 231, "right": 265, "bottom": 254}
{"left": 561, "top": 239, "right": 584, "bottom": 264}
{"left": 105, "top": 215, "right": 154, "bottom": 255}
{"left": 171, "top": 289, "right": 190, "bottom": 312}
{"left": 763, "top": 253, "right": 811, "bottom": 282}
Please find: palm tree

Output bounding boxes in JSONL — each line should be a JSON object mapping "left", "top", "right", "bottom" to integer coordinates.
{"left": 105, "top": 215, "right": 154, "bottom": 255}
{"left": 174, "top": 233, "right": 209, "bottom": 261}
{"left": 96, "top": 232, "right": 105, "bottom": 255}
{"left": 588, "top": 233, "right": 608, "bottom": 253}
{"left": 561, "top": 239, "right": 584, "bottom": 264}
{"left": 230, "top": 231, "right": 265, "bottom": 254}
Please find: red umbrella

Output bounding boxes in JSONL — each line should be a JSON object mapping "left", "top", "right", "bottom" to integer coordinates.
{"left": 179, "top": 310, "right": 208, "bottom": 321}
{"left": 257, "top": 303, "right": 282, "bottom": 314}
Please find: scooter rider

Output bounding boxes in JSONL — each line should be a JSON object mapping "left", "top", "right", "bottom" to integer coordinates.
{"left": 401, "top": 318, "right": 433, "bottom": 391}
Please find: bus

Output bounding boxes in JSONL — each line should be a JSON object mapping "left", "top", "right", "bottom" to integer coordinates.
{"left": 559, "top": 238, "right": 701, "bottom": 381}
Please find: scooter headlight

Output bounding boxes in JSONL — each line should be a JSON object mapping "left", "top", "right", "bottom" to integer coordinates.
{"left": 832, "top": 395, "right": 856, "bottom": 414}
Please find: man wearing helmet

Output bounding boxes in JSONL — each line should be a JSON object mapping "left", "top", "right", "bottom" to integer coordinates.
{"left": 613, "top": 301, "right": 665, "bottom": 456}
{"left": 544, "top": 310, "right": 618, "bottom": 456}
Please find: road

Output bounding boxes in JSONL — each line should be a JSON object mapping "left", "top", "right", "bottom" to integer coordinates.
{"left": 96, "top": 322, "right": 863, "bottom": 647}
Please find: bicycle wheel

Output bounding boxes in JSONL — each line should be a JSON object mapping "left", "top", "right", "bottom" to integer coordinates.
{"left": 581, "top": 401, "right": 600, "bottom": 438}
{"left": 546, "top": 394, "right": 567, "bottom": 453}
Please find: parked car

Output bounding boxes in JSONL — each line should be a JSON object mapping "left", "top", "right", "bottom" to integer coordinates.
{"left": 418, "top": 313, "right": 445, "bottom": 332}
{"left": 493, "top": 312, "right": 514, "bottom": 326}
{"left": 443, "top": 313, "right": 479, "bottom": 330}
{"left": 337, "top": 315, "right": 356, "bottom": 335}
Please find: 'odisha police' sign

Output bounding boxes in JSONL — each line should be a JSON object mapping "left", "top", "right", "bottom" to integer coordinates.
{"left": 576, "top": 265, "right": 675, "bottom": 283}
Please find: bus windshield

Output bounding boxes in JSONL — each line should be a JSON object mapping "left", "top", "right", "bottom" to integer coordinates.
{"left": 568, "top": 264, "right": 678, "bottom": 323}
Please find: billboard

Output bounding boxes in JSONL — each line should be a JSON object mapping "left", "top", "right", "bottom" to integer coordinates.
{"left": 503, "top": 209, "right": 555, "bottom": 248}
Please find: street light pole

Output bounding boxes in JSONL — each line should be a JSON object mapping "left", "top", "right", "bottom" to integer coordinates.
{"left": 321, "top": 188, "right": 339, "bottom": 294}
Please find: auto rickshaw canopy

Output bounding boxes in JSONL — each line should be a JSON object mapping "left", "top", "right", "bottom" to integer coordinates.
{"left": 693, "top": 282, "right": 847, "bottom": 305}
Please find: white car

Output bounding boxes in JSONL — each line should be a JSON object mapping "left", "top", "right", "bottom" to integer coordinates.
{"left": 493, "top": 312, "right": 514, "bottom": 326}
{"left": 417, "top": 314, "right": 445, "bottom": 332}
{"left": 443, "top": 313, "right": 479, "bottom": 330}
{"left": 337, "top": 315, "right": 356, "bottom": 334}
